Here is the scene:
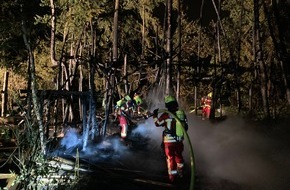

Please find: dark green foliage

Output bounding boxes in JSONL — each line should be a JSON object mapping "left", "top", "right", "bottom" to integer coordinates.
{"left": 1, "top": 0, "right": 290, "bottom": 121}
{"left": 0, "top": 0, "right": 50, "bottom": 71}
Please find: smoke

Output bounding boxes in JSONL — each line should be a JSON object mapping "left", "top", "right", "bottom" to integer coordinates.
{"left": 55, "top": 117, "right": 165, "bottom": 168}
{"left": 60, "top": 128, "right": 82, "bottom": 149}
{"left": 115, "top": 120, "right": 167, "bottom": 173}
{"left": 52, "top": 86, "right": 168, "bottom": 168}
{"left": 145, "top": 84, "right": 166, "bottom": 112}
{"left": 185, "top": 114, "right": 290, "bottom": 190}
{"left": 54, "top": 126, "right": 129, "bottom": 162}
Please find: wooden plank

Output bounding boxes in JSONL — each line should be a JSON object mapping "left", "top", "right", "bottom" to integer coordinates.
{"left": 0, "top": 173, "right": 16, "bottom": 179}
{"left": 0, "top": 147, "right": 17, "bottom": 150}
{"left": 133, "top": 178, "right": 173, "bottom": 187}
{"left": 0, "top": 173, "right": 17, "bottom": 189}
{"left": 19, "top": 90, "right": 90, "bottom": 98}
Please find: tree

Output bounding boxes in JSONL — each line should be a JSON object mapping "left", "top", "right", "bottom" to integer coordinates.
{"left": 262, "top": 0, "right": 290, "bottom": 106}
{"left": 164, "top": 0, "right": 172, "bottom": 95}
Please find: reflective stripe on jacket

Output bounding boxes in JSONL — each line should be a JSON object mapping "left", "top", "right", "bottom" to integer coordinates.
{"left": 153, "top": 112, "right": 177, "bottom": 143}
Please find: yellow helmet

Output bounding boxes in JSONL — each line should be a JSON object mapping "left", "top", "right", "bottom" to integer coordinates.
{"left": 124, "top": 95, "right": 131, "bottom": 101}
{"left": 116, "top": 99, "right": 125, "bottom": 107}
{"left": 165, "top": 95, "right": 176, "bottom": 104}
{"left": 207, "top": 92, "right": 212, "bottom": 98}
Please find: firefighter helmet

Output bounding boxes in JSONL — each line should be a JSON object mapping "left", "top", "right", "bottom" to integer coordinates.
{"left": 124, "top": 95, "right": 131, "bottom": 101}
{"left": 134, "top": 94, "right": 143, "bottom": 105}
{"left": 116, "top": 99, "right": 125, "bottom": 107}
{"left": 164, "top": 95, "right": 176, "bottom": 104}
{"left": 207, "top": 92, "right": 212, "bottom": 98}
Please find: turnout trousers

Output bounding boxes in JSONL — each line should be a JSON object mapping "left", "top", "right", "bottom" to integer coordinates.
{"left": 164, "top": 141, "right": 184, "bottom": 182}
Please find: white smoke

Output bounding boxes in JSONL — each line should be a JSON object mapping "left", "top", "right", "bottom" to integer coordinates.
{"left": 116, "top": 119, "right": 167, "bottom": 173}
{"left": 185, "top": 114, "right": 290, "bottom": 190}
{"left": 60, "top": 128, "right": 82, "bottom": 149}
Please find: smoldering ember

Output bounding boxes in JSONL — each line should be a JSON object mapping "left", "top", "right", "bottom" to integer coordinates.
{"left": 1, "top": 1, "right": 290, "bottom": 190}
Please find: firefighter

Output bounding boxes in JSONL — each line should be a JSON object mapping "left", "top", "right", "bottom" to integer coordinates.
{"left": 114, "top": 95, "right": 133, "bottom": 140}
{"left": 133, "top": 92, "right": 144, "bottom": 115}
{"left": 124, "top": 94, "right": 135, "bottom": 117}
{"left": 202, "top": 92, "right": 212, "bottom": 120}
{"left": 152, "top": 95, "right": 187, "bottom": 183}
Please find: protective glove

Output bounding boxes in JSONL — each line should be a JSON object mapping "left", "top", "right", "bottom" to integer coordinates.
{"left": 153, "top": 108, "right": 159, "bottom": 117}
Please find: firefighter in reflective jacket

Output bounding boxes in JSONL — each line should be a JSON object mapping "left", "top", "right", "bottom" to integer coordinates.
{"left": 124, "top": 95, "right": 135, "bottom": 117}
{"left": 201, "top": 92, "right": 212, "bottom": 119}
{"left": 114, "top": 95, "right": 132, "bottom": 139}
{"left": 133, "top": 92, "right": 143, "bottom": 115}
{"left": 152, "top": 95, "right": 188, "bottom": 183}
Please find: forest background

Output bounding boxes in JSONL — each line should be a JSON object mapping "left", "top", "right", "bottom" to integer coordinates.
{"left": 1, "top": 0, "right": 290, "bottom": 189}
{"left": 1, "top": 0, "right": 290, "bottom": 119}
{"left": 1, "top": 0, "right": 290, "bottom": 121}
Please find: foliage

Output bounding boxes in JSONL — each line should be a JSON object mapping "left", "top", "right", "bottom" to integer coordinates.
{"left": 4, "top": 112, "right": 78, "bottom": 189}
{"left": 1, "top": 0, "right": 290, "bottom": 120}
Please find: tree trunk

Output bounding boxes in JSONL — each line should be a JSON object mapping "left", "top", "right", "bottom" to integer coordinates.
{"left": 196, "top": 0, "right": 205, "bottom": 115}
{"left": 254, "top": 0, "right": 270, "bottom": 118}
{"left": 1, "top": 71, "right": 8, "bottom": 117}
{"left": 124, "top": 54, "right": 128, "bottom": 94}
{"left": 113, "top": 0, "right": 119, "bottom": 63}
{"left": 235, "top": 0, "right": 244, "bottom": 113}
{"left": 78, "top": 70, "right": 83, "bottom": 119}
{"left": 50, "top": 0, "right": 58, "bottom": 66}
{"left": 176, "top": 0, "right": 181, "bottom": 101}
{"left": 89, "top": 19, "right": 97, "bottom": 141}
{"left": 79, "top": 45, "right": 84, "bottom": 121}
{"left": 22, "top": 19, "right": 45, "bottom": 154}
{"left": 82, "top": 102, "right": 90, "bottom": 151}
{"left": 89, "top": 58, "right": 97, "bottom": 140}
{"left": 141, "top": 5, "right": 145, "bottom": 59}
{"left": 263, "top": 0, "right": 290, "bottom": 105}
{"left": 165, "top": 0, "right": 172, "bottom": 95}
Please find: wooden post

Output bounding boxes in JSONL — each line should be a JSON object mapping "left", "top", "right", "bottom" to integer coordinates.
{"left": 0, "top": 173, "right": 17, "bottom": 189}
{"left": 1, "top": 71, "right": 9, "bottom": 117}
{"left": 124, "top": 54, "right": 128, "bottom": 94}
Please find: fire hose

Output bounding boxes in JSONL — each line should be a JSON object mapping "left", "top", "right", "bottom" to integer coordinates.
{"left": 147, "top": 109, "right": 195, "bottom": 190}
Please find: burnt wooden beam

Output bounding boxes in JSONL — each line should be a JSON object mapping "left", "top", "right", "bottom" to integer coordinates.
{"left": 19, "top": 90, "right": 90, "bottom": 99}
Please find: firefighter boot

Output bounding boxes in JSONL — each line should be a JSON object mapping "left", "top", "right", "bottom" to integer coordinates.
{"left": 169, "top": 174, "right": 176, "bottom": 183}
{"left": 177, "top": 163, "right": 184, "bottom": 178}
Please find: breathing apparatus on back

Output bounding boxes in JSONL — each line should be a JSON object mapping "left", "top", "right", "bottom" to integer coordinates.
{"left": 175, "top": 109, "right": 188, "bottom": 138}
